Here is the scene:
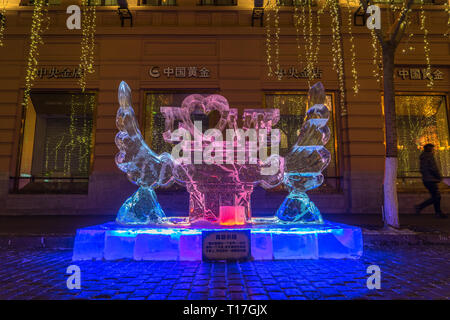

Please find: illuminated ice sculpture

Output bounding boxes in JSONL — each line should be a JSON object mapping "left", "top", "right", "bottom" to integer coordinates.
{"left": 115, "top": 81, "right": 330, "bottom": 226}
{"left": 72, "top": 81, "right": 362, "bottom": 261}
{"left": 276, "top": 82, "right": 330, "bottom": 223}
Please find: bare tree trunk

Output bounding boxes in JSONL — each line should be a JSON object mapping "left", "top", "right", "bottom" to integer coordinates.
{"left": 382, "top": 44, "right": 400, "bottom": 228}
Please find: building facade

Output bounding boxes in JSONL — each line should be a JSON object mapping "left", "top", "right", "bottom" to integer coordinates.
{"left": 0, "top": 0, "right": 449, "bottom": 216}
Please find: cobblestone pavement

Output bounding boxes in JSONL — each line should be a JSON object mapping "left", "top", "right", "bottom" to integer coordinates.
{"left": 0, "top": 245, "right": 448, "bottom": 300}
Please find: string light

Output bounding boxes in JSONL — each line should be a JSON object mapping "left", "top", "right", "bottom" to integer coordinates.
{"left": 444, "top": 2, "right": 450, "bottom": 38}
{"left": 22, "top": 0, "right": 49, "bottom": 109}
{"left": 306, "top": 0, "right": 314, "bottom": 83}
{"left": 370, "top": 28, "right": 381, "bottom": 83}
{"left": 293, "top": 3, "right": 301, "bottom": 68}
{"left": 401, "top": 19, "right": 415, "bottom": 55}
{"left": 0, "top": 0, "right": 7, "bottom": 47}
{"left": 273, "top": 0, "right": 280, "bottom": 79}
{"left": 419, "top": 0, "right": 433, "bottom": 88}
{"left": 326, "top": 0, "right": 346, "bottom": 115}
{"left": 79, "top": 0, "right": 96, "bottom": 91}
{"left": 346, "top": 0, "right": 359, "bottom": 94}
{"left": 265, "top": 0, "right": 273, "bottom": 77}
{"left": 301, "top": 1, "right": 308, "bottom": 79}
{"left": 313, "top": 3, "right": 322, "bottom": 76}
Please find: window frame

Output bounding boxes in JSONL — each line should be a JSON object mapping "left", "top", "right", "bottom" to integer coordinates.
{"left": 382, "top": 91, "right": 450, "bottom": 193}
{"left": 12, "top": 89, "right": 98, "bottom": 194}
{"left": 197, "top": 0, "right": 238, "bottom": 6}
{"left": 139, "top": 0, "right": 178, "bottom": 6}
{"left": 19, "top": 0, "right": 62, "bottom": 6}
{"left": 276, "top": 0, "right": 318, "bottom": 7}
{"left": 262, "top": 90, "right": 341, "bottom": 193}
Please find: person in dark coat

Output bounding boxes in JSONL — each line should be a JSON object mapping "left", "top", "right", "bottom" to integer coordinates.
{"left": 415, "top": 144, "right": 447, "bottom": 218}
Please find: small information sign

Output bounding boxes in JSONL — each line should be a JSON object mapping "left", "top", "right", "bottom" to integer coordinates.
{"left": 202, "top": 230, "right": 251, "bottom": 261}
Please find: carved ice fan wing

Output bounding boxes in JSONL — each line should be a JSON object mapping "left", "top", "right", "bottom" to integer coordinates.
{"left": 115, "top": 81, "right": 174, "bottom": 188}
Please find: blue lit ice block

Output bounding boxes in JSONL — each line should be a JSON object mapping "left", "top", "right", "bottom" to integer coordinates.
{"left": 72, "top": 219, "right": 363, "bottom": 261}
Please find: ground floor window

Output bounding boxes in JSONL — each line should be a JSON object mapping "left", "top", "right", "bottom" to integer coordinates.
{"left": 198, "top": 0, "right": 237, "bottom": 6}
{"left": 88, "top": 0, "right": 118, "bottom": 5}
{"left": 14, "top": 92, "right": 96, "bottom": 194}
{"left": 140, "top": 0, "right": 177, "bottom": 5}
{"left": 396, "top": 94, "right": 450, "bottom": 191}
{"left": 264, "top": 92, "right": 339, "bottom": 192}
{"left": 144, "top": 91, "right": 219, "bottom": 154}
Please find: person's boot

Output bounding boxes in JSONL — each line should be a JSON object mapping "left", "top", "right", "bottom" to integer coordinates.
{"left": 435, "top": 212, "right": 448, "bottom": 219}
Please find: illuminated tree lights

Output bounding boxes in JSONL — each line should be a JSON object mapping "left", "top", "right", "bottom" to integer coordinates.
{"left": 79, "top": 0, "right": 96, "bottom": 91}
{"left": 419, "top": 0, "right": 433, "bottom": 88}
{"left": 370, "top": 27, "right": 382, "bottom": 83}
{"left": 445, "top": 3, "right": 450, "bottom": 38}
{"left": 23, "top": 0, "right": 49, "bottom": 108}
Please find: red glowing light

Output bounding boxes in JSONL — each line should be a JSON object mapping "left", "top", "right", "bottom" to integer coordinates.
{"left": 219, "top": 206, "right": 246, "bottom": 226}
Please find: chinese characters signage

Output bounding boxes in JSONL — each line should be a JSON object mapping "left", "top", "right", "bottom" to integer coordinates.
{"left": 274, "top": 66, "right": 323, "bottom": 80}
{"left": 396, "top": 68, "right": 444, "bottom": 81}
{"left": 149, "top": 66, "right": 211, "bottom": 79}
{"left": 202, "top": 230, "right": 251, "bottom": 261}
{"left": 37, "top": 66, "right": 83, "bottom": 79}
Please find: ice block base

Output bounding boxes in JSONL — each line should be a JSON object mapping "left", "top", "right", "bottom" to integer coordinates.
{"left": 72, "top": 219, "right": 363, "bottom": 261}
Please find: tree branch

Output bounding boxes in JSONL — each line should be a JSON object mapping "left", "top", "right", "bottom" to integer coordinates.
{"left": 389, "top": 0, "right": 414, "bottom": 47}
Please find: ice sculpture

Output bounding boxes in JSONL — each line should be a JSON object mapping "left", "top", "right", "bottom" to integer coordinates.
{"left": 160, "top": 95, "right": 284, "bottom": 224}
{"left": 115, "top": 81, "right": 174, "bottom": 225}
{"left": 114, "top": 81, "right": 330, "bottom": 226}
{"left": 73, "top": 83, "right": 362, "bottom": 262}
{"left": 276, "top": 82, "right": 331, "bottom": 223}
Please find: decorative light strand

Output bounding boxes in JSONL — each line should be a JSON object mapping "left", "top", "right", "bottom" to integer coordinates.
{"left": 306, "top": 0, "right": 314, "bottom": 84}
{"left": 0, "top": 0, "right": 7, "bottom": 47}
{"left": 419, "top": 0, "right": 433, "bottom": 88}
{"left": 346, "top": 0, "right": 359, "bottom": 94}
{"left": 326, "top": 0, "right": 346, "bottom": 115}
{"left": 79, "top": 0, "right": 96, "bottom": 91}
{"left": 265, "top": 0, "right": 274, "bottom": 77}
{"left": 370, "top": 27, "right": 381, "bottom": 83}
{"left": 313, "top": 3, "right": 322, "bottom": 75}
{"left": 274, "top": 1, "right": 281, "bottom": 79}
{"left": 22, "top": 0, "right": 49, "bottom": 108}
{"left": 293, "top": 3, "right": 302, "bottom": 68}
{"left": 444, "top": 2, "right": 450, "bottom": 38}
{"left": 301, "top": 0, "right": 309, "bottom": 79}
{"left": 401, "top": 19, "right": 415, "bottom": 55}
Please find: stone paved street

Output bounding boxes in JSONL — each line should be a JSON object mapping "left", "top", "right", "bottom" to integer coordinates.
{"left": 0, "top": 245, "right": 448, "bottom": 300}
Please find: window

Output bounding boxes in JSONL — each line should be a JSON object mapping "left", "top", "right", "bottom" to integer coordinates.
{"left": 264, "top": 92, "right": 339, "bottom": 192}
{"left": 14, "top": 92, "right": 96, "bottom": 194}
{"left": 371, "top": 0, "right": 436, "bottom": 4}
{"left": 277, "top": 0, "right": 317, "bottom": 6}
{"left": 140, "top": 0, "right": 177, "bottom": 5}
{"left": 20, "top": 0, "right": 61, "bottom": 5}
{"left": 198, "top": 0, "right": 237, "bottom": 6}
{"left": 396, "top": 94, "right": 450, "bottom": 191}
{"left": 88, "top": 0, "right": 118, "bottom": 5}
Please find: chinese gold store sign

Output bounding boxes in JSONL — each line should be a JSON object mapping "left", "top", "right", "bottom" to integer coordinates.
{"left": 149, "top": 66, "right": 212, "bottom": 79}
{"left": 396, "top": 67, "right": 445, "bottom": 81}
